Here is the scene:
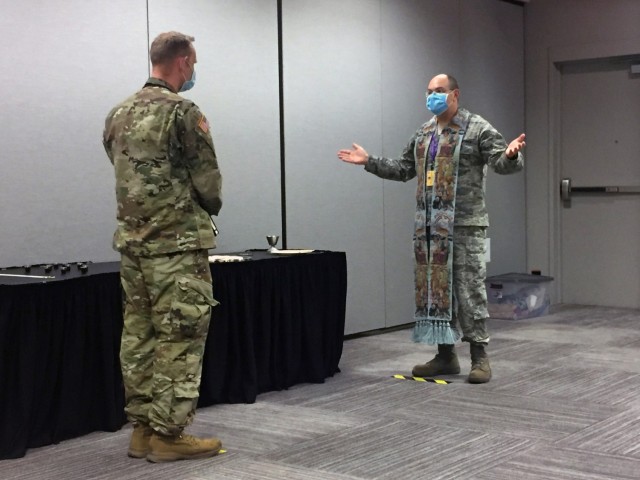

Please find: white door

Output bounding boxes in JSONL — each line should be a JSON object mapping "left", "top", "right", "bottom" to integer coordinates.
{"left": 560, "top": 56, "right": 640, "bottom": 307}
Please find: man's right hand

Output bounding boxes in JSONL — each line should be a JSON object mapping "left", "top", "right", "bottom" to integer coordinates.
{"left": 337, "top": 143, "right": 369, "bottom": 165}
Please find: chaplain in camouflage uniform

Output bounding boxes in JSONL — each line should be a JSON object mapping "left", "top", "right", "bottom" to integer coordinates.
{"left": 338, "top": 74, "right": 525, "bottom": 384}
{"left": 103, "top": 31, "right": 223, "bottom": 462}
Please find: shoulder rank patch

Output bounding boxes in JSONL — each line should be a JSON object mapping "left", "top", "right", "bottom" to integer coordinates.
{"left": 197, "top": 114, "right": 210, "bottom": 134}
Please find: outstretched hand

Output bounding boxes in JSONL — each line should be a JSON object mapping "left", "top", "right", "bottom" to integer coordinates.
{"left": 506, "top": 133, "right": 526, "bottom": 158}
{"left": 337, "top": 143, "right": 369, "bottom": 165}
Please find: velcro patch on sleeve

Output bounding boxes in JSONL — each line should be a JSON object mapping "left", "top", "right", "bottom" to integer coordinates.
{"left": 198, "top": 114, "right": 210, "bottom": 134}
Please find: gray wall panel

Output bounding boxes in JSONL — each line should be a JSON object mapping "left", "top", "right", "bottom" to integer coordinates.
{"left": 0, "top": 0, "right": 148, "bottom": 266}
{"left": 459, "top": 0, "right": 526, "bottom": 276}
{"left": 282, "top": 0, "right": 386, "bottom": 334}
{"left": 284, "top": 0, "right": 525, "bottom": 334}
{"left": 148, "top": 0, "right": 281, "bottom": 253}
{"left": 380, "top": 0, "right": 463, "bottom": 328}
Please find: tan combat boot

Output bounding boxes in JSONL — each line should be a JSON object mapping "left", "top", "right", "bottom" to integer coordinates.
{"left": 147, "top": 432, "right": 222, "bottom": 463}
{"left": 128, "top": 423, "right": 153, "bottom": 458}
{"left": 412, "top": 344, "right": 461, "bottom": 377}
{"left": 468, "top": 343, "right": 492, "bottom": 383}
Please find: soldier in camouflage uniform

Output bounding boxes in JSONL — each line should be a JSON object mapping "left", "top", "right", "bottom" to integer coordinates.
{"left": 103, "top": 31, "right": 223, "bottom": 462}
{"left": 338, "top": 74, "right": 525, "bottom": 383}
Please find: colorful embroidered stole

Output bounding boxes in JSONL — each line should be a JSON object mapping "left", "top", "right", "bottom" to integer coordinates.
{"left": 412, "top": 118, "right": 469, "bottom": 345}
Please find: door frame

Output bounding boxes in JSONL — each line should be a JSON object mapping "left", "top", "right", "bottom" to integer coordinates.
{"left": 547, "top": 38, "right": 640, "bottom": 303}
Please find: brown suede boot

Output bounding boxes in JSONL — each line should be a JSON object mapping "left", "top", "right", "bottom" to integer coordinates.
{"left": 468, "top": 343, "right": 492, "bottom": 384}
{"left": 147, "top": 432, "right": 222, "bottom": 463}
{"left": 412, "top": 344, "right": 461, "bottom": 377}
{"left": 128, "top": 424, "right": 153, "bottom": 458}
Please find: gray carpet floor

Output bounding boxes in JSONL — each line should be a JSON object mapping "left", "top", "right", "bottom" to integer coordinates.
{"left": 2, "top": 304, "right": 639, "bottom": 479}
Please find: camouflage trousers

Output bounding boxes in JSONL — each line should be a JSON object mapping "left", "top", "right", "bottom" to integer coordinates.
{"left": 450, "top": 226, "right": 490, "bottom": 344}
{"left": 119, "top": 249, "right": 217, "bottom": 436}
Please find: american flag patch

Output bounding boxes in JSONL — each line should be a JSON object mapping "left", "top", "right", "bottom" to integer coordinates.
{"left": 198, "top": 115, "right": 209, "bottom": 133}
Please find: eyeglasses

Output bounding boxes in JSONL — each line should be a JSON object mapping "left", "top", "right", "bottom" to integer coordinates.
{"left": 426, "top": 88, "right": 451, "bottom": 97}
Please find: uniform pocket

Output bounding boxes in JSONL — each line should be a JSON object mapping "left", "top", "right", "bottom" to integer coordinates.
{"left": 460, "top": 143, "right": 475, "bottom": 155}
{"left": 453, "top": 228, "right": 486, "bottom": 267}
{"left": 173, "top": 353, "right": 202, "bottom": 399}
{"left": 169, "top": 274, "right": 219, "bottom": 338}
{"left": 176, "top": 274, "right": 218, "bottom": 306}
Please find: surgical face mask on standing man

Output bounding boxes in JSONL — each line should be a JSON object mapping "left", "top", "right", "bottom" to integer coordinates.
{"left": 179, "top": 57, "right": 196, "bottom": 92}
{"left": 426, "top": 91, "right": 450, "bottom": 116}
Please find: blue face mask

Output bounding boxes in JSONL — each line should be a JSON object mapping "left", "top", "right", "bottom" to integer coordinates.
{"left": 179, "top": 62, "right": 196, "bottom": 92}
{"left": 426, "top": 92, "right": 449, "bottom": 116}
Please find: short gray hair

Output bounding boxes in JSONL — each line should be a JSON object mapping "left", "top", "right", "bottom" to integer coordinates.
{"left": 149, "top": 31, "right": 195, "bottom": 66}
{"left": 446, "top": 74, "right": 459, "bottom": 90}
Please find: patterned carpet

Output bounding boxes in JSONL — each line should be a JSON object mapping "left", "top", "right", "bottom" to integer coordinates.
{"left": 2, "top": 304, "right": 639, "bottom": 479}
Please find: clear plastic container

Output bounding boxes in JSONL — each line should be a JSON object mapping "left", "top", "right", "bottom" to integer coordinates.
{"left": 485, "top": 273, "right": 554, "bottom": 320}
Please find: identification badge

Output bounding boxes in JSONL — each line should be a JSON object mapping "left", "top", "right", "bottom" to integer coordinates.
{"left": 427, "top": 170, "right": 435, "bottom": 187}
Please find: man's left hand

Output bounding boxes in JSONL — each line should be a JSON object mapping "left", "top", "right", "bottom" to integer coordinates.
{"left": 506, "top": 133, "right": 526, "bottom": 159}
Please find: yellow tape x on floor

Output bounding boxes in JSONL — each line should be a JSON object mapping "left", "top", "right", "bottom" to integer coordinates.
{"left": 392, "top": 374, "right": 451, "bottom": 384}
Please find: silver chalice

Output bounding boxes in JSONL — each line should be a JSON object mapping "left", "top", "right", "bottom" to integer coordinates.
{"left": 266, "top": 235, "right": 280, "bottom": 253}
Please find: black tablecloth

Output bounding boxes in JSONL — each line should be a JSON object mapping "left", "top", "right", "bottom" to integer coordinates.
{"left": 0, "top": 251, "right": 346, "bottom": 459}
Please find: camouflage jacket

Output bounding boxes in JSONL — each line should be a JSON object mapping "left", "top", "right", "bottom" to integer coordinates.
{"left": 103, "top": 77, "right": 222, "bottom": 256}
{"left": 365, "top": 108, "right": 523, "bottom": 226}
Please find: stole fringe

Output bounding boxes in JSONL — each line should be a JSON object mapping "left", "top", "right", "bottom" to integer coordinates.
{"left": 412, "top": 319, "right": 460, "bottom": 345}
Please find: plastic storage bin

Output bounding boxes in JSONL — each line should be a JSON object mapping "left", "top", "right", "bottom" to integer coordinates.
{"left": 485, "top": 273, "right": 553, "bottom": 320}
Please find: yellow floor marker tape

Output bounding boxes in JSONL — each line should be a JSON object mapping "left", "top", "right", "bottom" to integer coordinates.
{"left": 392, "top": 374, "right": 451, "bottom": 384}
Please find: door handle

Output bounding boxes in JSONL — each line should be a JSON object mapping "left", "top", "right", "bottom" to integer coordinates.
{"left": 561, "top": 177, "right": 640, "bottom": 202}
{"left": 561, "top": 178, "right": 571, "bottom": 202}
